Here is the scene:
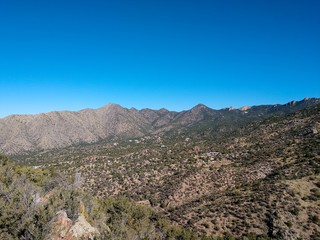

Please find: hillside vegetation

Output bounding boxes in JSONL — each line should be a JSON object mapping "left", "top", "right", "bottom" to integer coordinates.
{"left": 0, "top": 103, "right": 320, "bottom": 239}
{"left": 0, "top": 154, "right": 213, "bottom": 240}
{"left": 8, "top": 103, "right": 320, "bottom": 239}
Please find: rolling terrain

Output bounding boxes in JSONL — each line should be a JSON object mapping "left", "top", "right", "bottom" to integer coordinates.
{"left": 7, "top": 99, "right": 320, "bottom": 239}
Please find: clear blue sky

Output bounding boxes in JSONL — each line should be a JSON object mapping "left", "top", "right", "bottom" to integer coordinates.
{"left": 1, "top": 0, "right": 319, "bottom": 118}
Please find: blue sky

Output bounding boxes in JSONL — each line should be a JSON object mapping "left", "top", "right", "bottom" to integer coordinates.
{"left": 0, "top": 0, "right": 319, "bottom": 117}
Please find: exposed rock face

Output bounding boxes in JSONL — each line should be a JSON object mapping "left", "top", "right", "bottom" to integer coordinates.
{"left": 0, "top": 98, "right": 319, "bottom": 154}
{"left": 69, "top": 215, "right": 99, "bottom": 239}
{"left": 46, "top": 211, "right": 98, "bottom": 240}
{"left": 46, "top": 210, "right": 74, "bottom": 240}
{"left": 239, "top": 106, "right": 251, "bottom": 111}
{"left": 286, "top": 100, "right": 297, "bottom": 106}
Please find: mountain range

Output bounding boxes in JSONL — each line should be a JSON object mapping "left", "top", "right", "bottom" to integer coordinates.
{"left": 2, "top": 97, "right": 320, "bottom": 239}
{"left": 1, "top": 97, "right": 319, "bottom": 155}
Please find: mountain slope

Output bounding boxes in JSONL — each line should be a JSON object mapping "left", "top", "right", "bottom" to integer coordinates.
{"left": 13, "top": 102, "right": 320, "bottom": 239}
{"left": 0, "top": 104, "right": 152, "bottom": 154}
{"left": 1, "top": 98, "right": 319, "bottom": 155}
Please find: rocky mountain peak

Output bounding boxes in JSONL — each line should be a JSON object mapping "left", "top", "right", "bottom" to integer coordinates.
{"left": 192, "top": 104, "right": 208, "bottom": 110}
{"left": 239, "top": 106, "right": 251, "bottom": 111}
{"left": 158, "top": 108, "right": 169, "bottom": 113}
{"left": 286, "top": 100, "right": 297, "bottom": 106}
{"left": 100, "top": 103, "right": 122, "bottom": 110}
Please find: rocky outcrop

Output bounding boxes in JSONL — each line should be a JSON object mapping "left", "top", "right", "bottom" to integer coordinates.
{"left": 46, "top": 210, "right": 99, "bottom": 240}
{"left": 46, "top": 210, "right": 73, "bottom": 240}
{"left": 239, "top": 106, "right": 251, "bottom": 111}
{"left": 69, "top": 215, "right": 99, "bottom": 239}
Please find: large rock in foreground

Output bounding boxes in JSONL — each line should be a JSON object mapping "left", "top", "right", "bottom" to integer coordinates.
{"left": 46, "top": 210, "right": 99, "bottom": 240}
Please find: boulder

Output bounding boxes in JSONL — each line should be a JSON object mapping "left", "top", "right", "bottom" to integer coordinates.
{"left": 45, "top": 210, "right": 99, "bottom": 240}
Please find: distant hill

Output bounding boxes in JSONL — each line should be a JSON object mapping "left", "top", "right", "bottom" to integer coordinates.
{"left": 1, "top": 98, "right": 319, "bottom": 154}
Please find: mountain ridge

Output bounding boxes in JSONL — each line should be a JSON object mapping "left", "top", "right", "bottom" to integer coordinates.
{"left": 1, "top": 97, "right": 316, "bottom": 120}
{"left": 12, "top": 101, "right": 320, "bottom": 239}
{"left": 1, "top": 98, "right": 319, "bottom": 155}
